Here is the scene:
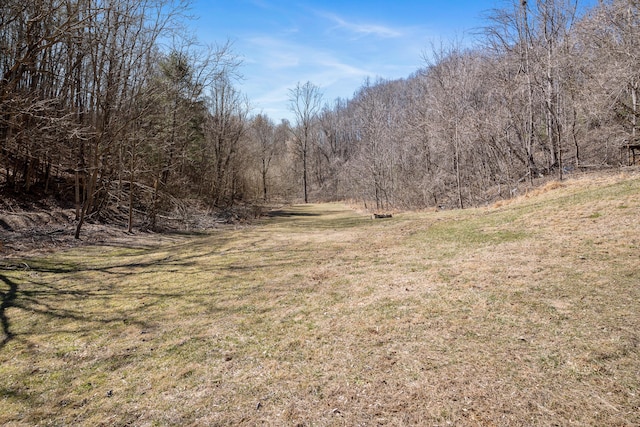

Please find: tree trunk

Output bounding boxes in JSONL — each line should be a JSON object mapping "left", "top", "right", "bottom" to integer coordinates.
{"left": 303, "top": 142, "right": 309, "bottom": 203}
{"left": 455, "top": 126, "right": 464, "bottom": 209}
{"left": 75, "top": 161, "right": 99, "bottom": 239}
{"left": 262, "top": 158, "right": 268, "bottom": 201}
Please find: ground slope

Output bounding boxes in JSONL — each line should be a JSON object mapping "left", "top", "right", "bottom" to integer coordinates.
{"left": 1, "top": 173, "right": 639, "bottom": 426}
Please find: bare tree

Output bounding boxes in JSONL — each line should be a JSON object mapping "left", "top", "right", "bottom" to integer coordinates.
{"left": 205, "top": 74, "right": 249, "bottom": 207}
{"left": 74, "top": 0, "right": 190, "bottom": 238}
{"left": 577, "top": 0, "right": 640, "bottom": 164}
{"left": 425, "top": 45, "right": 478, "bottom": 209}
{"left": 288, "top": 81, "right": 323, "bottom": 203}
{"left": 250, "top": 114, "right": 278, "bottom": 201}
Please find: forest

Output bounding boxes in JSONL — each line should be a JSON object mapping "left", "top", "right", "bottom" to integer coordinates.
{"left": 1, "top": 0, "right": 639, "bottom": 237}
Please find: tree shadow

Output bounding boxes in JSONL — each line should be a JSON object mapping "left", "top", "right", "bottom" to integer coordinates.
{"left": 0, "top": 206, "right": 360, "bottom": 356}
{"left": 266, "top": 209, "right": 321, "bottom": 218}
{"left": 0, "top": 253, "right": 186, "bottom": 355}
{"left": 263, "top": 205, "right": 370, "bottom": 228}
{"left": 0, "top": 273, "right": 17, "bottom": 350}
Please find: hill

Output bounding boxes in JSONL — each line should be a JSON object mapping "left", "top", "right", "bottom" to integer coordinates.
{"left": 1, "top": 171, "right": 639, "bottom": 425}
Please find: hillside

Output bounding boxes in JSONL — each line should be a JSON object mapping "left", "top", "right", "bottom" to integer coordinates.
{"left": 4, "top": 1, "right": 640, "bottom": 226}
{"left": 1, "top": 171, "right": 639, "bottom": 426}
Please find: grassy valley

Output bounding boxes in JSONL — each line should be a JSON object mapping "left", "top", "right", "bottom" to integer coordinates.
{"left": 1, "top": 172, "right": 639, "bottom": 426}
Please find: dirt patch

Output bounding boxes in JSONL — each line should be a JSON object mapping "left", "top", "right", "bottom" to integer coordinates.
{"left": 0, "top": 194, "right": 266, "bottom": 258}
{"left": 0, "top": 209, "right": 168, "bottom": 258}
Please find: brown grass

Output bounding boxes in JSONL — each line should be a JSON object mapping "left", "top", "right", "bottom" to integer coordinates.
{"left": 1, "top": 173, "right": 639, "bottom": 426}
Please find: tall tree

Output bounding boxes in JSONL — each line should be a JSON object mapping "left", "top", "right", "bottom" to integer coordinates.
{"left": 577, "top": 0, "right": 640, "bottom": 164}
{"left": 250, "top": 114, "right": 277, "bottom": 201}
{"left": 425, "top": 46, "right": 480, "bottom": 209}
{"left": 205, "top": 74, "right": 248, "bottom": 207}
{"left": 288, "top": 81, "right": 323, "bottom": 203}
{"left": 74, "top": 0, "right": 189, "bottom": 238}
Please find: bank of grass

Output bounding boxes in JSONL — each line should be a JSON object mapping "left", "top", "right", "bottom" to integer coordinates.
{"left": 1, "top": 172, "right": 639, "bottom": 426}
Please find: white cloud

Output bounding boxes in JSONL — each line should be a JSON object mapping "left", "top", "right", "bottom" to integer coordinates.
{"left": 318, "top": 11, "right": 404, "bottom": 39}
{"left": 246, "top": 34, "right": 373, "bottom": 78}
{"left": 235, "top": 7, "right": 434, "bottom": 121}
{"left": 240, "top": 36, "right": 377, "bottom": 120}
{"left": 318, "top": 59, "right": 371, "bottom": 80}
{"left": 247, "top": 36, "right": 301, "bottom": 69}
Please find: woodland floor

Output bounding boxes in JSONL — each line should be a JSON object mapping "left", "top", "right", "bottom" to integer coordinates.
{"left": 1, "top": 170, "right": 639, "bottom": 426}
{"left": 0, "top": 191, "right": 257, "bottom": 258}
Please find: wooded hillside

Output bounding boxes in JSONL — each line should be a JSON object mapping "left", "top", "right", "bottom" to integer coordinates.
{"left": 2, "top": 0, "right": 639, "bottom": 236}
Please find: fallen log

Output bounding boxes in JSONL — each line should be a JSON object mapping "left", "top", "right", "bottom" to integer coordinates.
{"left": 372, "top": 213, "right": 392, "bottom": 219}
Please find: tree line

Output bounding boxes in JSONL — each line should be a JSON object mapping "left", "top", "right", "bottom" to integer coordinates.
{"left": 301, "top": 0, "right": 640, "bottom": 210}
{"left": 1, "top": 0, "right": 638, "bottom": 236}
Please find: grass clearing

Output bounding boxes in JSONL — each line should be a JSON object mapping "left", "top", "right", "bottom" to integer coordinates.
{"left": 1, "top": 174, "right": 640, "bottom": 426}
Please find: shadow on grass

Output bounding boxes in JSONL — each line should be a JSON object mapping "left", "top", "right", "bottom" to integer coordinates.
{"left": 266, "top": 209, "right": 321, "bottom": 218}
{"left": 0, "top": 271, "right": 158, "bottom": 354}
{"left": 0, "top": 274, "right": 17, "bottom": 350}
{"left": 0, "top": 229, "right": 252, "bottom": 356}
{"left": 0, "top": 206, "right": 359, "bottom": 356}
{"left": 0, "top": 252, "right": 190, "bottom": 355}
{"left": 264, "top": 205, "right": 369, "bottom": 230}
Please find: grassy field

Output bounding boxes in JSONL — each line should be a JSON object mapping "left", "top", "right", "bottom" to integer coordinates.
{"left": 1, "top": 173, "right": 639, "bottom": 426}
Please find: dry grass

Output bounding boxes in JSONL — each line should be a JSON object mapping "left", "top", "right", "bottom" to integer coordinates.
{"left": 1, "top": 173, "right": 639, "bottom": 426}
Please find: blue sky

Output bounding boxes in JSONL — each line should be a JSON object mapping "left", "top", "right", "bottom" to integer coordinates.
{"left": 186, "top": 0, "right": 587, "bottom": 122}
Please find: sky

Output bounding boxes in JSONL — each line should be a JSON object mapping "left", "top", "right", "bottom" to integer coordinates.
{"left": 186, "top": 0, "right": 588, "bottom": 122}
